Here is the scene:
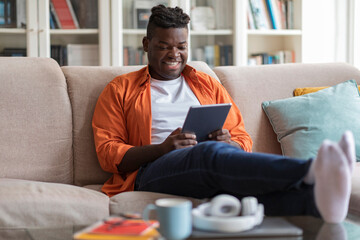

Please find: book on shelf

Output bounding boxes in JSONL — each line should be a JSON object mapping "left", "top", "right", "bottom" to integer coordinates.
{"left": 0, "top": 47, "right": 26, "bottom": 56}
{"left": 248, "top": 0, "right": 294, "bottom": 30}
{"left": 0, "top": 0, "right": 16, "bottom": 28}
{"left": 73, "top": 216, "right": 159, "bottom": 240}
{"left": 248, "top": 50, "right": 295, "bottom": 65}
{"left": 265, "top": 0, "right": 281, "bottom": 29}
{"left": 123, "top": 46, "right": 147, "bottom": 66}
{"left": 70, "top": 0, "right": 98, "bottom": 29}
{"left": 50, "top": 0, "right": 79, "bottom": 29}
{"left": 286, "top": 0, "right": 294, "bottom": 29}
{"left": 193, "top": 45, "right": 233, "bottom": 67}
{"left": 51, "top": 45, "right": 67, "bottom": 66}
{"left": 248, "top": 0, "right": 270, "bottom": 30}
{"left": 67, "top": 44, "right": 98, "bottom": 66}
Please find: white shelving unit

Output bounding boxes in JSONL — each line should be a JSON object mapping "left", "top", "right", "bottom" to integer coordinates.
{"left": 113, "top": 0, "right": 308, "bottom": 67}
{"left": 0, "top": 0, "right": 111, "bottom": 66}
{"left": 0, "top": 0, "right": 343, "bottom": 67}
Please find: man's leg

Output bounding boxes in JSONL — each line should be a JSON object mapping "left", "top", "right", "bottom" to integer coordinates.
{"left": 136, "top": 141, "right": 315, "bottom": 216}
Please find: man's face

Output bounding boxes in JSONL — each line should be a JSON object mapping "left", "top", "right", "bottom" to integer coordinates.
{"left": 143, "top": 27, "right": 188, "bottom": 80}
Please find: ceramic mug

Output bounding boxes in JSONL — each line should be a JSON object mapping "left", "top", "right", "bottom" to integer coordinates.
{"left": 143, "top": 198, "right": 192, "bottom": 240}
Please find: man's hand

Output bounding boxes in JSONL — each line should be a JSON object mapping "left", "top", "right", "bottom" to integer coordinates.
{"left": 208, "top": 129, "right": 242, "bottom": 149}
{"left": 160, "top": 127, "right": 197, "bottom": 154}
{"left": 208, "top": 129, "right": 231, "bottom": 143}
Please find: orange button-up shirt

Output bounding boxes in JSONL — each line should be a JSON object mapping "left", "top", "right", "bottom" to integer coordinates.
{"left": 92, "top": 65, "right": 253, "bottom": 197}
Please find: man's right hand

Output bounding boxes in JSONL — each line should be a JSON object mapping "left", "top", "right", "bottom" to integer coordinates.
{"left": 160, "top": 127, "right": 197, "bottom": 154}
{"left": 118, "top": 128, "right": 197, "bottom": 173}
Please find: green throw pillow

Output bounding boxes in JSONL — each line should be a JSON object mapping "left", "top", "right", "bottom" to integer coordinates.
{"left": 262, "top": 79, "right": 360, "bottom": 161}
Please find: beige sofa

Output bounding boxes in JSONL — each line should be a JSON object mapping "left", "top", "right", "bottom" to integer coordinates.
{"left": 1, "top": 57, "right": 360, "bottom": 228}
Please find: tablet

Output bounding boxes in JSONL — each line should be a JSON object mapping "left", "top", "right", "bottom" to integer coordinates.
{"left": 182, "top": 103, "right": 232, "bottom": 142}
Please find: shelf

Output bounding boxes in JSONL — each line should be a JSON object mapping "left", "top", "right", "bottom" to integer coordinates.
{"left": 247, "top": 29, "right": 302, "bottom": 36}
{"left": 0, "top": 28, "right": 26, "bottom": 34}
{"left": 191, "top": 29, "right": 233, "bottom": 36}
{"left": 49, "top": 29, "right": 99, "bottom": 35}
{"left": 123, "top": 29, "right": 146, "bottom": 35}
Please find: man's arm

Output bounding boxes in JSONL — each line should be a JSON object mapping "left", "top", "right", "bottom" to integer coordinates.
{"left": 117, "top": 128, "right": 197, "bottom": 173}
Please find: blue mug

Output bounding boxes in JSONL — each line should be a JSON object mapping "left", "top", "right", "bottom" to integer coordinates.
{"left": 143, "top": 198, "right": 192, "bottom": 240}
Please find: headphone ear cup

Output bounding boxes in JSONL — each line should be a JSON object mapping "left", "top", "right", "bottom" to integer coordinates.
{"left": 241, "top": 197, "right": 258, "bottom": 216}
{"left": 209, "top": 194, "right": 241, "bottom": 217}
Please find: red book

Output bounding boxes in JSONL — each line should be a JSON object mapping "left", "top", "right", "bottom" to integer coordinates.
{"left": 91, "top": 218, "right": 157, "bottom": 235}
{"left": 51, "top": 0, "right": 79, "bottom": 29}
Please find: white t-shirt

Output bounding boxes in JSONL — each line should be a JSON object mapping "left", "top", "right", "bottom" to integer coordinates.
{"left": 150, "top": 75, "right": 200, "bottom": 144}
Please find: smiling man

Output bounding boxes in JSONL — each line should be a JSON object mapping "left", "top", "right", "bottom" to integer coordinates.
{"left": 92, "top": 5, "right": 354, "bottom": 223}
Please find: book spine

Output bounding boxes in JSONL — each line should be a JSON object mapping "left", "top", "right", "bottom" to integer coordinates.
{"left": 66, "top": 0, "right": 79, "bottom": 28}
{"left": 51, "top": 0, "right": 78, "bottom": 29}
{"left": 265, "top": 0, "right": 277, "bottom": 29}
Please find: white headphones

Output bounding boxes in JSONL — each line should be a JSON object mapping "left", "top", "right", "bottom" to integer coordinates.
{"left": 192, "top": 194, "right": 264, "bottom": 233}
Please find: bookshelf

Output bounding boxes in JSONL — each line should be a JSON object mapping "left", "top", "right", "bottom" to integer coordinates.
{"left": 0, "top": 0, "right": 346, "bottom": 67}
{"left": 113, "top": 0, "right": 306, "bottom": 67}
{"left": 0, "top": 0, "right": 109, "bottom": 66}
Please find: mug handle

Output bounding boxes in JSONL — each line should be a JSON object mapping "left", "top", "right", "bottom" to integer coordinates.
{"left": 143, "top": 204, "right": 157, "bottom": 224}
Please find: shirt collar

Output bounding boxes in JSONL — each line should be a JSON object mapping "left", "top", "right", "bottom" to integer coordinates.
{"left": 139, "top": 64, "right": 198, "bottom": 86}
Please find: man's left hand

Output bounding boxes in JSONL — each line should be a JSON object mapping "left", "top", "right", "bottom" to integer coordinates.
{"left": 208, "top": 129, "right": 231, "bottom": 143}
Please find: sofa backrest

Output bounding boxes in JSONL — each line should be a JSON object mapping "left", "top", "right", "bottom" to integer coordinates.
{"left": 213, "top": 62, "right": 360, "bottom": 154}
{"left": 0, "top": 57, "right": 73, "bottom": 184}
{"left": 62, "top": 61, "right": 218, "bottom": 186}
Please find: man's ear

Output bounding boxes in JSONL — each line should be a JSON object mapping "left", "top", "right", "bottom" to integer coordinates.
{"left": 142, "top": 37, "right": 149, "bottom": 52}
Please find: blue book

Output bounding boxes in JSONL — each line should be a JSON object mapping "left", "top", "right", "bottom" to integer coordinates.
{"left": 265, "top": 0, "right": 277, "bottom": 29}
{"left": 49, "top": 10, "right": 55, "bottom": 29}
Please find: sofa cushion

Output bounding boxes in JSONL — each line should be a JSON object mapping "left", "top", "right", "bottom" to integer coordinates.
{"left": 262, "top": 80, "right": 360, "bottom": 161}
{"left": 0, "top": 178, "right": 109, "bottom": 227}
{"left": 213, "top": 63, "right": 360, "bottom": 154}
{"left": 294, "top": 86, "right": 360, "bottom": 96}
{"left": 62, "top": 61, "right": 219, "bottom": 186}
{"left": 0, "top": 57, "right": 73, "bottom": 184}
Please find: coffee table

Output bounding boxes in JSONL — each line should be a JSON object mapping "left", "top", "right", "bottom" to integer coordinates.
{"left": 1, "top": 216, "right": 360, "bottom": 240}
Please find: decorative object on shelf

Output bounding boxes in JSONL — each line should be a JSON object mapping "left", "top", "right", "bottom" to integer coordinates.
{"left": 67, "top": 44, "right": 99, "bottom": 66}
{"left": 190, "top": 6, "right": 215, "bottom": 31}
{"left": 133, "top": 0, "right": 167, "bottom": 29}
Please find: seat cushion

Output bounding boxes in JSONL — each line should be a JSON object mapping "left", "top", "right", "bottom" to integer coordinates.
{"left": 0, "top": 178, "right": 109, "bottom": 227}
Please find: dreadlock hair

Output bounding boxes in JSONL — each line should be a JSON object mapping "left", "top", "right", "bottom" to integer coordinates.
{"left": 146, "top": 4, "right": 190, "bottom": 40}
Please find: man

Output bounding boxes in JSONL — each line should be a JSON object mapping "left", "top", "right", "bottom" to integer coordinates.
{"left": 92, "top": 5, "right": 354, "bottom": 223}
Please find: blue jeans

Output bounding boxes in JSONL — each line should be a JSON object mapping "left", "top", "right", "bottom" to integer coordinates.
{"left": 135, "top": 141, "right": 320, "bottom": 217}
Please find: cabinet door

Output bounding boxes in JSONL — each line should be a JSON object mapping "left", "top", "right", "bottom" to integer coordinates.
{"left": 114, "top": 0, "right": 174, "bottom": 66}
{"left": 0, "top": 0, "right": 35, "bottom": 57}
{"left": 42, "top": 0, "right": 110, "bottom": 66}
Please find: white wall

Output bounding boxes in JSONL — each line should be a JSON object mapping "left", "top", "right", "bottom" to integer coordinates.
{"left": 302, "top": 0, "right": 359, "bottom": 67}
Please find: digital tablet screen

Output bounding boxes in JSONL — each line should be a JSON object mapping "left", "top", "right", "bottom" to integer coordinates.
{"left": 182, "top": 103, "right": 232, "bottom": 142}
